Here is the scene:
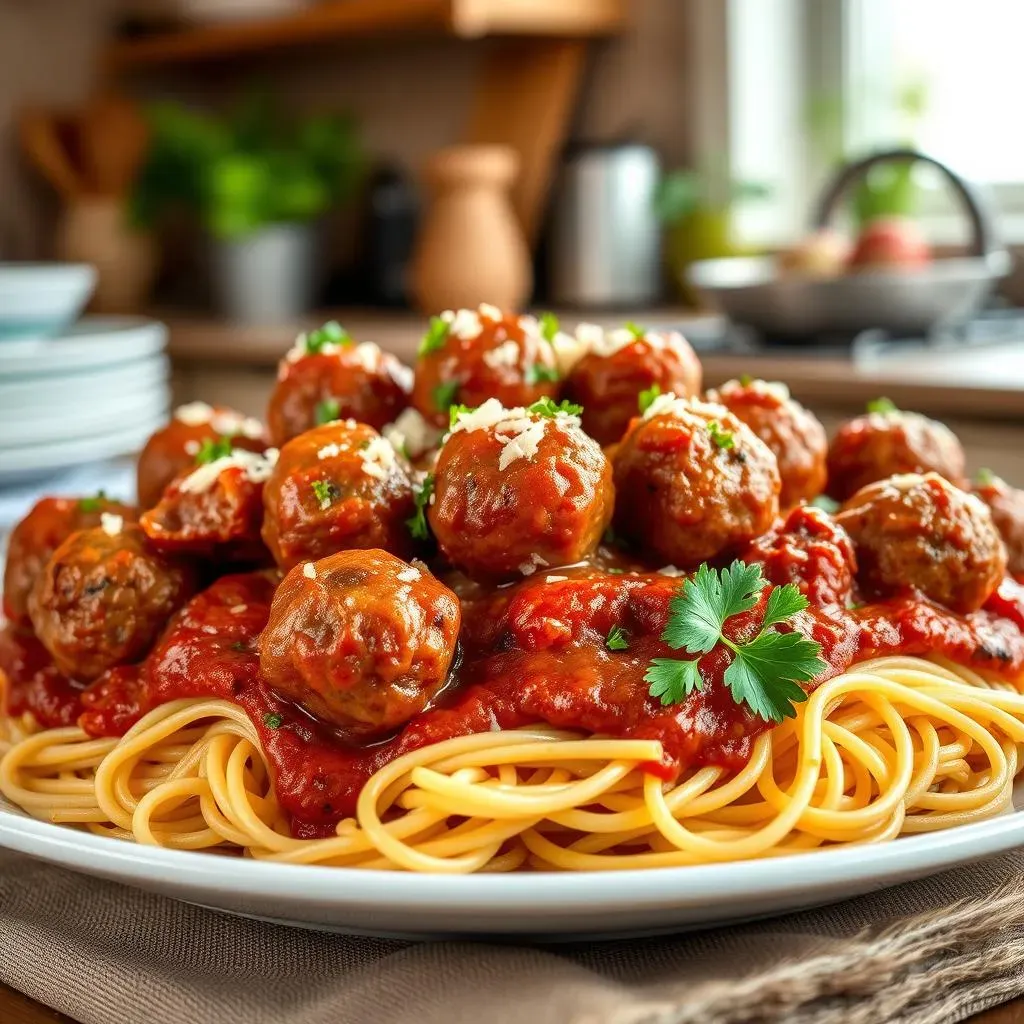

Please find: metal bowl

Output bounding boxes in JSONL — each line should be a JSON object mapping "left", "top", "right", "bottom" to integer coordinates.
{"left": 687, "top": 148, "right": 1012, "bottom": 341}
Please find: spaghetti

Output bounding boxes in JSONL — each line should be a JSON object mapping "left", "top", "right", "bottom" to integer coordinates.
{"left": 4, "top": 655, "right": 1024, "bottom": 873}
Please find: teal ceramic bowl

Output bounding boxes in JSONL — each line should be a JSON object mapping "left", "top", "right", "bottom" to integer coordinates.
{"left": 0, "top": 263, "right": 97, "bottom": 341}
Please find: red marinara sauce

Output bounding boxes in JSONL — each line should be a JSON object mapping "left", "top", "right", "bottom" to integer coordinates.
{"left": 20, "top": 519, "right": 1024, "bottom": 841}
{"left": 0, "top": 625, "right": 85, "bottom": 728}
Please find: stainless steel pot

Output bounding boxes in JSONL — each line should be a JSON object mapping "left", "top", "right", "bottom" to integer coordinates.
{"left": 687, "top": 148, "right": 1012, "bottom": 341}
{"left": 548, "top": 142, "right": 661, "bottom": 308}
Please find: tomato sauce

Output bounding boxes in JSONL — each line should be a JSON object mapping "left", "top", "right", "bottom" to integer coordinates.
{"left": 5, "top": 545, "right": 1024, "bottom": 840}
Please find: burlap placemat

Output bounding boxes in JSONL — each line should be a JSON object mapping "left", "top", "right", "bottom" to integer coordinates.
{"left": 2, "top": 850, "right": 1024, "bottom": 1024}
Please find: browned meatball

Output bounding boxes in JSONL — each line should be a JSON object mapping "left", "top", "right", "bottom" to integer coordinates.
{"left": 429, "top": 398, "right": 614, "bottom": 581}
{"left": 826, "top": 405, "right": 966, "bottom": 502}
{"left": 28, "top": 521, "right": 196, "bottom": 681}
{"left": 411, "top": 305, "right": 560, "bottom": 427}
{"left": 262, "top": 421, "right": 415, "bottom": 571}
{"left": 974, "top": 472, "right": 1024, "bottom": 579}
{"left": 137, "top": 403, "right": 267, "bottom": 510}
{"left": 707, "top": 378, "right": 827, "bottom": 508}
{"left": 3, "top": 495, "right": 138, "bottom": 625}
{"left": 267, "top": 324, "right": 412, "bottom": 447}
{"left": 612, "top": 394, "right": 780, "bottom": 567}
{"left": 563, "top": 324, "right": 702, "bottom": 445}
{"left": 835, "top": 473, "right": 1006, "bottom": 613}
{"left": 140, "top": 448, "right": 276, "bottom": 562}
{"left": 259, "top": 549, "right": 461, "bottom": 737}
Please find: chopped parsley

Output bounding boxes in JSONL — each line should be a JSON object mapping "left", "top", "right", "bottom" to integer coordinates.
{"left": 525, "top": 363, "right": 560, "bottom": 385}
{"left": 866, "top": 396, "right": 898, "bottom": 414}
{"left": 644, "top": 561, "right": 825, "bottom": 723}
{"left": 449, "top": 402, "right": 473, "bottom": 428}
{"left": 707, "top": 420, "right": 735, "bottom": 449}
{"left": 605, "top": 625, "right": 630, "bottom": 651}
{"left": 637, "top": 384, "right": 661, "bottom": 414}
{"left": 809, "top": 494, "right": 840, "bottom": 514}
{"left": 739, "top": 373, "right": 753, "bottom": 386}
{"left": 433, "top": 379, "right": 460, "bottom": 413}
{"left": 624, "top": 321, "right": 646, "bottom": 339}
{"left": 315, "top": 398, "right": 341, "bottom": 425}
{"left": 538, "top": 311, "right": 560, "bottom": 343}
{"left": 195, "top": 435, "right": 234, "bottom": 465}
{"left": 407, "top": 473, "right": 435, "bottom": 541}
{"left": 263, "top": 712, "right": 284, "bottom": 729}
{"left": 78, "top": 490, "right": 109, "bottom": 513}
{"left": 976, "top": 467, "right": 996, "bottom": 486}
{"left": 419, "top": 316, "right": 450, "bottom": 357}
{"left": 311, "top": 479, "right": 340, "bottom": 510}
{"left": 528, "top": 396, "right": 583, "bottom": 418}
{"left": 304, "top": 320, "right": 351, "bottom": 354}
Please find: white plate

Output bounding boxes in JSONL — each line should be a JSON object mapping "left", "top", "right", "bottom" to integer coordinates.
{"left": 0, "top": 263, "right": 96, "bottom": 341}
{"left": 1, "top": 785, "right": 1023, "bottom": 939}
{"left": 0, "top": 356, "right": 168, "bottom": 413}
{"left": 0, "top": 317, "right": 166, "bottom": 378}
{"left": 0, "top": 412, "right": 167, "bottom": 485}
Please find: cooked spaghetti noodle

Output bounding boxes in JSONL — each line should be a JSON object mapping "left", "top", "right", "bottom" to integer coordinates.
{"left": 4, "top": 655, "right": 1023, "bottom": 872}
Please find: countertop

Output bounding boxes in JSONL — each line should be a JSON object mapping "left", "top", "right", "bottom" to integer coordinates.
{"left": 163, "top": 308, "right": 1024, "bottom": 422}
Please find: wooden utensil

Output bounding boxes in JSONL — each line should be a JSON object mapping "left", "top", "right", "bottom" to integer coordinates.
{"left": 18, "top": 108, "right": 83, "bottom": 198}
{"left": 78, "top": 94, "right": 149, "bottom": 196}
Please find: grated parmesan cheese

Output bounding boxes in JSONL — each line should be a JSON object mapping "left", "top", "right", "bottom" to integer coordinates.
{"left": 179, "top": 448, "right": 279, "bottom": 494}
{"left": 174, "top": 401, "right": 215, "bottom": 426}
{"left": 184, "top": 440, "right": 200, "bottom": 456}
{"left": 518, "top": 553, "right": 549, "bottom": 576}
{"left": 231, "top": 604, "right": 248, "bottom": 614}
{"left": 317, "top": 442, "right": 346, "bottom": 460}
{"left": 441, "top": 308, "right": 483, "bottom": 340}
{"left": 716, "top": 378, "right": 791, "bottom": 402}
{"left": 349, "top": 341, "right": 383, "bottom": 373}
{"left": 396, "top": 565, "right": 422, "bottom": 583}
{"left": 303, "top": 562, "right": 317, "bottom": 579}
{"left": 382, "top": 408, "right": 442, "bottom": 460}
{"left": 173, "top": 402, "right": 263, "bottom": 439}
{"left": 592, "top": 327, "right": 642, "bottom": 358}
{"left": 550, "top": 330, "right": 588, "bottom": 375}
{"left": 359, "top": 436, "right": 398, "bottom": 480}
{"left": 544, "top": 574, "right": 568, "bottom": 583}
{"left": 482, "top": 340, "right": 521, "bottom": 370}
{"left": 99, "top": 512, "right": 123, "bottom": 537}
{"left": 477, "top": 302, "right": 503, "bottom": 322}
{"left": 658, "top": 566, "right": 686, "bottom": 577}
{"left": 497, "top": 418, "right": 546, "bottom": 470}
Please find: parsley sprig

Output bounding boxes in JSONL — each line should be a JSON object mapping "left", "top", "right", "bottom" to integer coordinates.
{"left": 538, "top": 311, "right": 560, "bottom": 343}
{"left": 433, "top": 379, "right": 460, "bottom": 413}
{"left": 624, "top": 321, "right": 646, "bottom": 340}
{"left": 638, "top": 384, "right": 661, "bottom": 414}
{"left": 529, "top": 396, "right": 583, "bottom": 418}
{"left": 311, "top": 479, "right": 340, "bottom": 510}
{"left": 195, "top": 435, "right": 234, "bottom": 465}
{"left": 707, "top": 420, "right": 735, "bottom": 449}
{"left": 407, "top": 473, "right": 435, "bottom": 540}
{"left": 606, "top": 625, "right": 630, "bottom": 651}
{"left": 644, "top": 561, "right": 825, "bottom": 723}
{"left": 78, "top": 490, "right": 109, "bottom": 513}
{"left": 304, "top": 321, "right": 351, "bottom": 354}
{"left": 419, "top": 316, "right": 450, "bottom": 356}
{"left": 525, "top": 363, "right": 560, "bottom": 385}
{"left": 976, "top": 467, "right": 996, "bottom": 487}
{"left": 315, "top": 398, "right": 341, "bottom": 425}
{"left": 866, "top": 396, "right": 898, "bottom": 414}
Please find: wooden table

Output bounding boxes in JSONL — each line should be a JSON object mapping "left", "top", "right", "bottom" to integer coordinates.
{"left": 3, "top": 982, "right": 1024, "bottom": 1022}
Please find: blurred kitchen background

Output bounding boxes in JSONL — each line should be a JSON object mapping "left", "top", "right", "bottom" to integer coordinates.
{"left": 1, "top": 0, "right": 1023, "bottom": 515}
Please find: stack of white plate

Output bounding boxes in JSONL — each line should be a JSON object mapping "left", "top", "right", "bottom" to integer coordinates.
{"left": 0, "top": 317, "right": 169, "bottom": 487}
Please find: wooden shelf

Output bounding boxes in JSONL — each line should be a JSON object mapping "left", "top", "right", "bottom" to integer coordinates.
{"left": 102, "top": 0, "right": 627, "bottom": 71}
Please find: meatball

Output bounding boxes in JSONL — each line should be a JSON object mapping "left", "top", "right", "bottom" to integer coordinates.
{"left": 3, "top": 495, "right": 137, "bottom": 625}
{"left": 826, "top": 405, "right": 966, "bottom": 502}
{"left": 706, "top": 378, "right": 827, "bottom": 508}
{"left": 974, "top": 472, "right": 1024, "bottom": 579}
{"left": 563, "top": 324, "right": 702, "bottom": 445}
{"left": 28, "top": 521, "right": 196, "bottom": 681}
{"left": 267, "top": 324, "right": 411, "bottom": 447}
{"left": 743, "top": 504, "right": 856, "bottom": 613}
{"left": 411, "top": 305, "right": 560, "bottom": 427}
{"left": 429, "top": 398, "right": 614, "bottom": 581}
{"left": 259, "top": 550, "right": 461, "bottom": 737}
{"left": 262, "top": 421, "right": 415, "bottom": 571}
{"left": 612, "top": 394, "right": 780, "bottom": 567}
{"left": 137, "top": 403, "right": 266, "bottom": 510}
{"left": 140, "top": 447, "right": 277, "bottom": 562}
{"left": 835, "top": 473, "right": 1006, "bottom": 613}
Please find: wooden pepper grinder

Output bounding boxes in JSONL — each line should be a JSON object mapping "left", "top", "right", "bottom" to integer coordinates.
{"left": 410, "top": 144, "right": 532, "bottom": 314}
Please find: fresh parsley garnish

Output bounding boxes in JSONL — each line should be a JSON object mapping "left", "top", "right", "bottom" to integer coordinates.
{"left": 867, "top": 396, "right": 897, "bottom": 414}
{"left": 407, "top": 473, "right": 435, "bottom": 540}
{"left": 195, "top": 435, "right": 234, "bottom": 465}
{"left": 606, "top": 625, "right": 630, "bottom": 651}
{"left": 311, "top": 479, "right": 339, "bottom": 510}
{"left": 976, "top": 467, "right": 996, "bottom": 486}
{"left": 809, "top": 495, "right": 840, "bottom": 514}
{"left": 315, "top": 398, "right": 341, "bottom": 425}
{"left": 739, "top": 373, "right": 753, "bottom": 386}
{"left": 624, "top": 321, "right": 646, "bottom": 340}
{"left": 528, "top": 396, "right": 583, "bottom": 418}
{"left": 304, "top": 321, "right": 350, "bottom": 354}
{"left": 448, "top": 402, "right": 472, "bottom": 428}
{"left": 707, "top": 420, "right": 735, "bottom": 449}
{"left": 644, "top": 561, "right": 825, "bottom": 723}
{"left": 539, "top": 311, "right": 560, "bottom": 343}
{"left": 525, "top": 363, "right": 560, "bottom": 385}
{"left": 78, "top": 490, "right": 109, "bottom": 513}
{"left": 638, "top": 384, "right": 661, "bottom": 414}
{"left": 419, "top": 316, "right": 450, "bottom": 357}
{"left": 263, "top": 712, "right": 283, "bottom": 729}
{"left": 433, "top": 379, "right": 460, "bottom": 413}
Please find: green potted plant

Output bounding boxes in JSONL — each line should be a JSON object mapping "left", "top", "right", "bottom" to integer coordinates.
{"left": 132, "top": 92, "right": 363, "bottom": 323}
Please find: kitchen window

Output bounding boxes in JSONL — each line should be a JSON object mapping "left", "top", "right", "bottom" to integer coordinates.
{"left": 707, "top": 0, "right": 1024, "bottom": 246}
